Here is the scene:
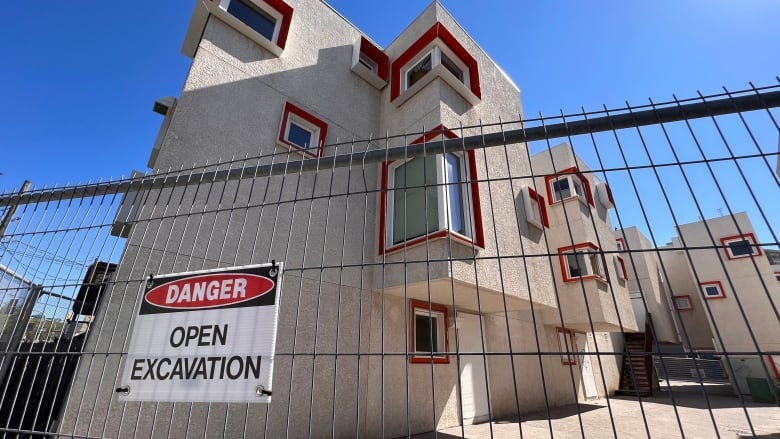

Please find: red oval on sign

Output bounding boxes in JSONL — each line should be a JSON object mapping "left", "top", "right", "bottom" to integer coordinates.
{"left": 145, "top": 273, "right": 274, "bottom": 310}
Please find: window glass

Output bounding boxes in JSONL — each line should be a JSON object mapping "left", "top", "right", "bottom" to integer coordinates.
{"left": 728, "top": 239, "right": 753, "bottom": 257}
{"left": 704, "top": 286, "right": 720, "bottom": 297}
{"left": 415, "top": 314, "right": 439, "bottom": 352}
{"left": 675, "top": 297, "right": 691, "bottom": 309}
{"left": 445, "top": 153, "right": 465, "bottom": 234}
{"left": 287, "top": 122, "right": 313, "bottom": 149}
{"left": 393, "top": 157, "right": 438, "bottom": 244}
{"left": 552, "top": 177, "right": 572, "bottom": 201}
{"left": 588, "top": 252, "right": 603, "bottom": 277}
{"left": 566, "top": 253, "right": 586, "bottom": 277}
{"left": 571, "top": 177, "right": 585, "bottom": 200}
{"left": 407, "top": 53, "right": 432, "bottom": 88}
{"left": 358, "top": 52, "right": 377, "bottom": 72}
{"left": 440, "top": 52, "right": 464, "bottom": 82}
{"left": 227, "top": 0, "right": 276, "bottom": 41}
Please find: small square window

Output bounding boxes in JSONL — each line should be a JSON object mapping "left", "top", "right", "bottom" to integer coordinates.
{"left": 674, "top": 295, "right": 693, "bottom": 310}
{"left": 546, "top": 168, "right": 594, "bottom": 206}
{"left": 557, "top": 328, "right": 576, "bottom": 365}
{"left": 278, "top": 102, "right": 328, "bottom": 157}
{"left": 720, "top": 233, "right": 761, "bottom": 260}
{"left": 559, "top": 243, "right": 608, "bottom": 283}
{"left": 410, "top": 300, "right": 448, "bottom": 364}
{"left": 616, "top": 238, "right": 626, "bottom": 252}
{"left": 700, "top": 281, "right": 726, "bottom": 300}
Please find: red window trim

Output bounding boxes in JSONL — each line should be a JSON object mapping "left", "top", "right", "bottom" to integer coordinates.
{"left": 557, "top": 242, "right": 608, "bottom": 283}
{"left": 774, "top": 271, "right": 780, "bottom": 283}
{"left": 358, "top": 37, "right": 389, "bottom": 81}
{"left": 616, "top": 237, "right": 627, "bottom": 252}
{"left": 378, "top": 125, "right": 484, "bottom": 255}
{"left": 720, "top": 233, "right": 762, "bottom": 260}
{"left": 390, "top": 22, "right": 481, "bottom": 102}
{"left": 673, "top": 294, "right": 694, "bottom": 311}
{"left": 769, "top": 355, "right": 780, "bottom": 381}
{"left": 699, "top": 281, "right": 726, "bottom": 300}
{"left": 410, "top": 299, "right": 449, "bottom": 364}
{"left": 526, "top": 186, "right": 550, "bottom": 228}
{"left": 544, "top": 167, "right": 595, "bottom": 207}
{"left": 557, "top": 327, "right": 576, "bottom": 366}
{"left": 264, "top": 0, "right": 293, "bottom": 49}
{"left": 278, "top": 102, "right": 328, "bottom": 157}
{"left": 615, "top": 255, "right": 628, "bottom": 281}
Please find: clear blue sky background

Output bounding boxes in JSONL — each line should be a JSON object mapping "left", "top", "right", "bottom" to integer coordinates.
{"left": 1, "top": 0, "right": 778, "bottom": 245}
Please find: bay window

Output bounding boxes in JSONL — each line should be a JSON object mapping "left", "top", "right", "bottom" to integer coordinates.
{"left": 558, "top": 242, "right": 608, "bottom": 283}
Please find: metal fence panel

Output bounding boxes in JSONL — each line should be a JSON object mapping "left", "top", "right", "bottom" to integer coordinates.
{"left": 0, "top": 85, "right": 778, "bottom": 438}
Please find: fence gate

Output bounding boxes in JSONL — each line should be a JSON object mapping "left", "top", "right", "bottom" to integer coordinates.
{"left": 0, "top": 85, "right": 779, "bottom": 438}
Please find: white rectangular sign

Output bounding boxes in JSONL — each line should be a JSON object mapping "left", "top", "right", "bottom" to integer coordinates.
{"left": 118, "top": 263, "right": 281, "bottom": 403}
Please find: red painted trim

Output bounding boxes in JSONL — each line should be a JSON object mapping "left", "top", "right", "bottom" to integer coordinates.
{"left": 359, "top": 37, "right": 389, "bottom": 81}
{"left": 556, "top": 327, "right": 577, "bottom": 365}
{"left": 774, "top": 271, "right": 780, "bottom": 282}
{"left": 378, "top": 125, "right": 484, "bottom": 254}
{"left": 605, "top": 183, "right": 615, "bottom": 206}
{"left": 410, "top": 299, "right": 449, "bottom": 364}
{"left": 278, "top": 102, "right": 327, "bottom": 157}
{"left": 616, "top": 238, "right": 626, "bottom": 252}
{"left": 526, "top": 186, "right": 550, "bottom": 228}
{"left": 699, "top": 281, "right": 727, "bottom": 300}
{"left": 557, "top": 242, "right": 608, "bottom": 283}
{"left": 544, "top": 167, "right": 594, "bottom": 207}
{"left": 673, "top": 294, "right": 693, "bottom": 311}
{"left": 616, "top": 255, "right": 628, "bottom": 281}
{"left": 769, "top": 355, "right": 780, "bottom": 381}
{"left": 390, "top": 22, "right": 481, "bottom": 102}
{"left": 720, "top": 233, "right": 762, "bottom": 260}
{"left": 263, "top": 0, "right": 293, "bottom": 49}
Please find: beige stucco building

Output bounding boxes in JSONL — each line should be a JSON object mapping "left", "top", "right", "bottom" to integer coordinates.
{"left": 60, "top": 1, "right": 638, "bottom": 437}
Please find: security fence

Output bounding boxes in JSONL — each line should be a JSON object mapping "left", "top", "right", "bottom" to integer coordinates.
{"left": 0, "top": 84, "right": 778, "bottom": 438}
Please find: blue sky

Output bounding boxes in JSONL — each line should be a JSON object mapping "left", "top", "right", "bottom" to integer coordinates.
{"left": 1, "top": 0, "right": 778, "bottom": 245}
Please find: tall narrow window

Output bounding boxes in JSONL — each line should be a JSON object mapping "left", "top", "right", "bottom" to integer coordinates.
{"left": 410, "top": 300, "right": 449, "bottom": 364}
{"left": 379, "top": 126, "right": 484, "bottom": 254}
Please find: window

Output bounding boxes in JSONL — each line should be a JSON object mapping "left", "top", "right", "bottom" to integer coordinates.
{"left": 277, "top": 102, "right": 328, "bottom": 157}
{"left": 614, "top": 255, "right": 628, "bottom": 281}
{"left": 545, "top": 167, "right": 594, "bottom": 206}
{"left": 410, "top": 300, "right": 448, "bottom": 364}
{"left": 700, "top": 281, "right": 726, "bottom": 300}
{"left": 390, "top": 22, "right": 481, "bottom": 105}
{"left": 521, "top": 186, "right": 549, "bottom": 229}
{"left": 558, "top": 242, "right": 608, "bottom": 283}
{"left": 214, "top": 0, "right": 293, "bottom": 55}
{"left": 720, "top": 233, "right": 762, "bottom": 260}
{"left": 351, "top": 37, "right": 389, "bottom": 88}
{"left": 595, "top": 182, "right": 615, "bottom": 209}
{"left": 775, "top": 272, "right": 780, "bottom": 283}
{"left": 616, "top": 238, "right": 626, "bottom": 252}
{"left": 379, "top": 126, "right": 484, "bottom": 254}
{"left": 673, "top": 295, "right": 693, "bottom": 311}
{"left": 557, "top": 328, "right": 576, "bottom": 365}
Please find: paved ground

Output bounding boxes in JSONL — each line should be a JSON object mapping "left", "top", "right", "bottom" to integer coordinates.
{"left": 413, "top": 381, "right": 780, "bottom": 438}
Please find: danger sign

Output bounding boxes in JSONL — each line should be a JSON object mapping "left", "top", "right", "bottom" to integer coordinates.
{"left": 118, "top": 263, "right": 281, "bottom": 403}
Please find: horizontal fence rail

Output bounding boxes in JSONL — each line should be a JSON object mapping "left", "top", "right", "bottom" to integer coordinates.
{"left": 0, "top": 85, "right": 779, "bottom": 438}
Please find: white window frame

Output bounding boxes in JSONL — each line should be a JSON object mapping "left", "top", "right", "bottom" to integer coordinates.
{"left": 674, "top": 295, "right": 693, "bottom": 310}
{"left": 550, "top": 174, "right": 587, "bottom": 205}
{"left": 402, "top": 45, "right": 470, "bottom": 93}
{"left": 721, "top": 234, "right": 761, "bottom": 259}
{"left": 386, "top": 151, "right": 474, "bottom": 248}
{"left": 410, "top": 300, "right": 448, "bottom": 364}
{"left": 560, "top": 244, "right": 608, "bottom": 282}
{"left": 282, "top": 113, "right": 320, "bottom": 153}
{"left": 220, "top": 0, "right": 283, "bottom": 44}
{"left": 700, "top": 282, "right": 726, "bottom": 299}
